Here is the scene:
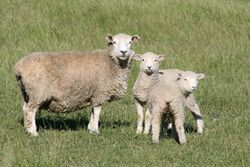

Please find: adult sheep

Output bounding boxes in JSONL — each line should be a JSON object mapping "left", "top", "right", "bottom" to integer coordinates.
{"left": 14, "top": 33, "right": 140, "bottom": 136}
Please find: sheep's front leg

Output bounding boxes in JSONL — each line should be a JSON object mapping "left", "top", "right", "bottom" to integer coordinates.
{"left": 135, "top": 100, "right": 144, "bottom": 134}
{"left": 173, "top": 106, "right": 186, "bottom": 144}
{"left": 23, "top": 103, "right": 38, "bottom": 137}
{"left": 88, "top": 106, "right": 101, "bottom": 134}
{"left": 185, "top": 94, "right": 204, "bottom": 133}
{"left": 144, "top": 108, "right": 151, "bottom": 135}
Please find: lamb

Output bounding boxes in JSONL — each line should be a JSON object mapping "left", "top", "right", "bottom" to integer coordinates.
{"left": 14, "top": 33, "right": 140, "bottom": 136}
{"left": 132, "top": 52, "right": 164, "bottom": 134}
{"left": 148, "top": 71, "right": 205, "bottom": 144}
{"left": 132, "top": 54, "right": 204, "bottom": 134}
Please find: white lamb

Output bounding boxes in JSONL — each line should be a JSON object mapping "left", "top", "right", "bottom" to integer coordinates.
{"left": 132, "top": 52, "right": 164, "bottom": 134}
{"left": 148, "top": 71, "right": 205, "bottom": 144}
{"left": 133, "top": 54, "right": 204, "bottom": 134}
{"left": 14, "top": 33, "right": 140, "bottom": 136}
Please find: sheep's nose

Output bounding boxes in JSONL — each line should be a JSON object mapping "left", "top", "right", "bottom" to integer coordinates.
{"left": 191, "top": 86, "right": 196, "bottom": 90}
{"left": 147, "top": 66, "right": 152, "bottom": 69}
{"left": 120, "top": 50, "right": 127, "bottom": 54}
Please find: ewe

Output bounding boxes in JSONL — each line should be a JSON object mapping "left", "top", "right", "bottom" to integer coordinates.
{"left": 133, "top": 54, "right": 204, "bottom": 134}
{"left": 14, "top": 33, "right": 140, "bottom": 136}
{"left": 148, "top": 71, "right": 205, "bottom": 144}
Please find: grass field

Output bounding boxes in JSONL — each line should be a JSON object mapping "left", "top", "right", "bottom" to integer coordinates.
{"left": 0, "top": 0, "right": 250, "bottom": 166}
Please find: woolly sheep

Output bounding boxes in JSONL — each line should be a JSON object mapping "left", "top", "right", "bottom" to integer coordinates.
{"left": 148, "top": 71, "right": 205, "bottom": 144}
{"left": 132, "top": 52, "right": 164, "bottom": 134}
{"left": 14, "top": 33, "right": 140, "bottom": 136}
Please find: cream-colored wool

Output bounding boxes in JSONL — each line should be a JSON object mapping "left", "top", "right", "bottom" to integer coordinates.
{"left": 149, "top": 71, "right": 205, "bottom": 144}
{"left": 15, "top": 33, "right": 140, "bottom": 136}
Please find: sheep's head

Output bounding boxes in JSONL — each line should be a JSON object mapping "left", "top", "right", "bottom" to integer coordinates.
{"left": 177, "top": 71, "right": 205, "bottom": 95}
{"left": 106, "top": 33, "right": 140, "bottom": 61}
{"left": 134, "top": 52, "right": 164, "bottom": 75}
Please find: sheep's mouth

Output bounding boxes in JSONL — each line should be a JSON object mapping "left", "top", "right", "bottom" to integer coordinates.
{"left": 145, "top": 69, "right": 155, "bottom": 75}
{"left": 117, "top": 54, "right": 129, "bottom": 60}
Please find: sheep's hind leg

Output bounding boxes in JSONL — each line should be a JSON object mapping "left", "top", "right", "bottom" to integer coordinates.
{"left": 23, "top": 102, "right": 38, "bottom": 137}
{"left": 135, "top": 100, "right": 144, "bottom": 134}
{"left": 185, "top": 94, "right": 204, "bottom": 134}
{"left": 173, "top": 109, "right": 186, "bottom": 144}
{"left": 88, "top": 106, "right": 101, "bottom": 134}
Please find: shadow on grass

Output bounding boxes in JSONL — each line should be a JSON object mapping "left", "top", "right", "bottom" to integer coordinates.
{"left": 19, "top": 114, "right": 131, "bottom": 131}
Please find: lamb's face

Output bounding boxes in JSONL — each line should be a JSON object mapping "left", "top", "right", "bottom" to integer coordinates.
{"left": 106, "top": 33, "right": 140, "bottom": 61}
{"left": 177, "top": 71, "right": 205, "bottom": 94}
{"left": 134, "top": 52, "right": 164, "bottom": 75}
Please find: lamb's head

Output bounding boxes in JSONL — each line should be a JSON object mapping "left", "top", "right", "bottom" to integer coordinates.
{"left": 134, "top": 52, "right": 164, "bottom": 75}
{"left": 106, "top": 33, "right": 140, "bottom": 61}
{"left": 177, "top": 71, "right": 205, "bottom": 95}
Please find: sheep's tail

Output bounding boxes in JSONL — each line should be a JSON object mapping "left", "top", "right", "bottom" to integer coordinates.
{"left": 14, "top": 65, "right": 29, "bottom": 103}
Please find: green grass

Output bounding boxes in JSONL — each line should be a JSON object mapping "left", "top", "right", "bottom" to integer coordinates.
{"left": 0, "top": 0, "right": 250, "bottom": 166}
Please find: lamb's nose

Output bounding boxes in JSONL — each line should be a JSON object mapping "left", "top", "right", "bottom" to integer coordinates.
{"left": 192, "top": 86, "right": 196, "bottom": 90}
{"left": 147, "top": 66, "right": 152, "bottom": 69}
{"left": 120, "top": 50, "right": 127, "bottom": 54}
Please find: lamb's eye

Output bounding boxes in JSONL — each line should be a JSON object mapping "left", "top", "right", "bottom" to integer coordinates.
{"left": 154, "top": 59, "right": 157, "bottom": 62}
{"left": 184, "top": 79, "right": 187, "bottom": 81}
{"left": 129, "top": 41, "right": 132, "bottom": 44}
{"left": 113, "top": 41, "right": 116, "bottom": 44}
{"left": 142, "top": 59, "right": 145, "bottom": 61}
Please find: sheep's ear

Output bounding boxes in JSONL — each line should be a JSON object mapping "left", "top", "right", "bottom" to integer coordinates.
{"left": 157, "top": 54, "right": 164, "bottom": 61}
{"left": 177, "top": 72, "right": 182, "bottom": 81}
{"left": 106, "top": 34, "right": 113, "bottom": 44}
{"left": 133, "top": 54, "right": 141, "bottom": 61}
{"left": 132, "top": 35, "right": 140, "bottom": 42}
{"left": 197, "top": 73, "right": 205, "bottom": 80}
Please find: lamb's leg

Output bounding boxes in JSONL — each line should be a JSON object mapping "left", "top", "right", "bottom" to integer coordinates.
{"left": 23, "top": 103, "right": 38, "bottom": 137}
{"left": 151, "top": 108, "right": 162, "bottom": 144}
{"left": 88, "top": 106, "right": 101, "bottom": 134}
{"left": 173, "top": 107, "right": 186, "bottom": 144}
{"left": 135, "top": 100, "right": 144, "bottom": 134}
{"left": 144, "top": 108, "right": 151, "bottom": 135}
{"left": 185, "top": 94, "right": 204, "bottom": 133}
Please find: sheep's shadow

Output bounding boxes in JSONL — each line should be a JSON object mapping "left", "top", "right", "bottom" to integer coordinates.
{"left": 160, "top": 123, "right": 196, "bottom": 139}
{"left": 19, "top": 114, "right": 131, "bottom": 131}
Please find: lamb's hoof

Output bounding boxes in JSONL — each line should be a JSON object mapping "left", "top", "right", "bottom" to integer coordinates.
{"left": 197, "top": 128, "right": 203, "bottom": 134}
{"left": 89, "top": 130, "right": 100, "bottom": 134}
{"left": 136, "top": 127, "right": 143, "bottom": 134}
{"left": 28, "top": 131, "right": 38, "bottom": 137}
{"left": 178, "top": 139, "right": 186, "bottom": 145}
{"left": 152, "top": 140, "right": 159, "bottom": 144}
{"left": 143, "top": 130, "right": 150, "bottom": 135}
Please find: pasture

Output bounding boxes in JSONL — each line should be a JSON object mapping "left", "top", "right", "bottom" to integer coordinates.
{"left": 0, "top": 0, "right": 250, "bottom": 166}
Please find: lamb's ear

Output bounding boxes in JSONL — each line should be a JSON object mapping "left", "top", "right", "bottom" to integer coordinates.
{"left": 106, "top": 34, "right": 113, "bottom": 45}
{"left": 157, "top": 54, "right": 164, "bottom": 61}
{"left": 177, "top": 72, "right": 182, "bottom": 81}
{"left": 197, "top": 73, "right": 205, "bottom": 80}
{"left": 132, "top": 35, "right": 140, "bottom": 42}
{"left": 133, "top": 54, "right": 141, "bottom": 61}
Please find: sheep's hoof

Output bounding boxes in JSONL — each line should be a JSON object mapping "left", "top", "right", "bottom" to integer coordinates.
{"left": 143, "top": 131, "right": 150, "bottom": 135}
{"left": 136, "top": 127, "right": 143, "bottom": 134}
{"left": 197, "top": 128, "right": 203, "bottom": 134}
{"left": 152, "top": 140, "right": 159, "bottom": 144}
{"left": 28, "top": 131, "right": 38, "bottom": 137}
{"left": 89, "top": 130, "right": 100, "bottom": 134}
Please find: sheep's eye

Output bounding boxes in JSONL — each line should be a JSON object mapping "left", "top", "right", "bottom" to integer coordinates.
{"left": 184, "top": 79, "right": 187, "bottom": 81}
{"left": 154, "top": 59, "right": 157, "bottom": 62}
{"left": 113, "top": 41, "right": 116, "bottom": 44}
{"left": 142, "top": 59, "right": 145, "bottom": 61}
{"left": 129, "top": 41, "right": 132, "bottom": 44}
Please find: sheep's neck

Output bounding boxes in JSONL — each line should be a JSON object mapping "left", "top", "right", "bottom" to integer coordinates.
{"left": 137, "top": 72, "right": 160, "bottom": 91}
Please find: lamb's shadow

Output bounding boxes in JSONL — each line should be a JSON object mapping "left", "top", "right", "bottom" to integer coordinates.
{"left": 161, "top": 123, "right": 196, "bottom": 139}
{"left": 19, "top": 114, "right": 131, "bottom": 131}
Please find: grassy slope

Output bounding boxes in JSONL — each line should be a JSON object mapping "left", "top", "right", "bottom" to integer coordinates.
{"left": 0, "top": 0, "right": 250, "bottom": 166}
